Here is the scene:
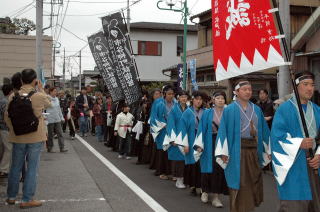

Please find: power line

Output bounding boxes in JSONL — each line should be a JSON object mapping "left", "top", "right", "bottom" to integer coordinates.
{"left": 56, "top": 23, "right": 87, "bottom": 43}
{"left": 56, "top": 0, "right": 70, "bottom": 42}
{"left": 13, "top": 5, "right": 35, "bottom": 18}
{"left": 68, "top": 0, "right": 131, "bottom": 3}
{"left": 5, "top": 1, "right": 35, "bottom": 17}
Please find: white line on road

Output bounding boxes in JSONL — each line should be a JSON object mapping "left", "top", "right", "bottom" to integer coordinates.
{"left": 75, "top": 134, "right": 168, "bottom": 212}
{"left": 4, "top": 198, "right": 106, "bottom": 205}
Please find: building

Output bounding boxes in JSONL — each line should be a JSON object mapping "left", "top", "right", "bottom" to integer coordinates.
{"left": 0, "top": 34, "right": 52, "bottom": 85}
{"left": 130, "top": 22, "right": 198, "bottom": 83}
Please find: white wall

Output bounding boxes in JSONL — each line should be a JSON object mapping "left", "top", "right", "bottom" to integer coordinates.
{"left": 130, "top": 30, "right": 198, "bottom": 82}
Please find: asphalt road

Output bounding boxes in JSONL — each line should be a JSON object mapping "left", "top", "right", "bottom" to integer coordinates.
{"left": 0, "top": 134, "right": 281, "bottom": 212}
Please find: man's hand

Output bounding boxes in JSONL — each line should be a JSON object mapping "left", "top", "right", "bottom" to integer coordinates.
{"left": 184, "top": 146, "right": 189, "bottom": 153}
{"left": 308, "top": 155, "right": 320, "bottom": 169}
{"left": 197, "top": 147, "right": 203, "bottom": 153}
{"left": 221, "top": 155, "right": 229, "bottom": 164}
{"left": 83, "top": 104, "right": 88, "bottom": 108}
{"left": 114, "top": 132, "right": 118, "bottom": 136}
{"left": 37, "top": 80, "right": 43, "bottom": 90}
{"left": 300, "top": 138, "right": 314, "bottom": 149}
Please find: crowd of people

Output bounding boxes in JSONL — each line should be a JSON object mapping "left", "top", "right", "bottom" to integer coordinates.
{"left": 0, "top": 68, "right": 319, "bottom": 211}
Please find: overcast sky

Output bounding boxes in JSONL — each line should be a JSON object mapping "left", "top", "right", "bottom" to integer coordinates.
{"left": 1, "top": 0, "right": 211, "bottom": 78}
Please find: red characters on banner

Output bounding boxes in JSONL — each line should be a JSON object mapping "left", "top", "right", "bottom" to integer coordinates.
{"left": 212, "top": 0, "right": 285, "bottom": 81}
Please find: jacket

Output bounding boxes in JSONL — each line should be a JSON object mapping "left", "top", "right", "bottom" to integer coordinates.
{"left": 5, "top": 84, "right": 51, "bottom": 143}
{"left": 76, "top": 94, "right": 93, "bottom": 116}
{"left": 93, "top": 103, "right": 104, "bottom": 126}
{"left": 114, "top": 112, "right": 134, "bottom": 139}
{"left": 46, "top": 96, "right": 64, "bottom": 124}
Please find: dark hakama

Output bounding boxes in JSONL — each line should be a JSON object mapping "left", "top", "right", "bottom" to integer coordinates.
{"left": 155, "top": 149, "right": 171, "bottom": 176}
{"left": 171, "top": 160, "right": 184, "bottom": 178}
{"left": 229, "top": 138, "right": 263, "bottom": 212}
{"left": 184, "top": 161, "right": 201, "bottom": 188}
{"left": 201, "top": 134, "right": 229, "bottom": 194}
{"left": 149, "top": 139, "right": 157, "bottom": 170}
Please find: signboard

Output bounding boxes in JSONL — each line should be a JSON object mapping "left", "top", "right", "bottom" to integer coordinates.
{"left": 101, "top": 12, "right": 142, "bottom": 105}
{"left": 88, "top": 31, "right": 124, "bottom": 102}
{"left": 212, "top": 0, "right": 285, "bottom": 81}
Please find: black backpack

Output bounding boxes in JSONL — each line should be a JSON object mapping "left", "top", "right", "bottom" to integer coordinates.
{"left": 8, "top": 91, "right": 39, "bottom": 136}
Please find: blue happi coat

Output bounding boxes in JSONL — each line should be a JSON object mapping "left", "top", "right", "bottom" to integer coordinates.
{"left": 193, "top": 108, "right": 218, "bottom": 173}
{"left": 150, "top": 97, "right": 176, "bottom": 150}
{"left": 271, "top": 99, "right": 320, "bottom": 200}
{"left": 215, "top": 102, "right": 271, "bottom": 190}
{"left": 164, "top": 103, "right": 186, "bottom": 161}
{"left": 176, "top": 107, "right": 204, "bottom": 165}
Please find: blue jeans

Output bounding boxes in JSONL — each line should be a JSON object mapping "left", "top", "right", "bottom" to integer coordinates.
{"left": 79, "top": 116, "right": 88, "bottom": 135}
{"left": 95, "top": 125, "right": 104, "bottom": 142}
{"left": 7, "top": 142, "right": 43, "bottom": 202}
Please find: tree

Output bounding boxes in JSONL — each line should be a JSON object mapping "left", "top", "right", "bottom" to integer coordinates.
{"left": 12, "top": 18, "right": 35, "bottom": 35}
{"left": 0, "top": 17, "right": 35, "bottom": 35}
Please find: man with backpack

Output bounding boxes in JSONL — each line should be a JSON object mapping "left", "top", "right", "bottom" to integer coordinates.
{"left": 4, "top": 69, "right": 51, "bottom": 209}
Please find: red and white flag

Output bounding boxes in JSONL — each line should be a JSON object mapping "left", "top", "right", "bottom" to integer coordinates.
{"left": 212, "top": 0, "right": 285, "bottom": 81}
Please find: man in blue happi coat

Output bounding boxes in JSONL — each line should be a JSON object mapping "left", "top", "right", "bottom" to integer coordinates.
{"left": 271, "top": 71, "right": 320, "bottom": 212}
{"left": 149, "top": 85, "right": 176, "bottom": 180}
{"left": 215, "top": 80, "right": 271, "bottom": 212}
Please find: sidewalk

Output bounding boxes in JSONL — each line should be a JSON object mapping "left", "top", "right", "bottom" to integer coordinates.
{"left": 0, "top": 139, "right": 112, "bottom": 212}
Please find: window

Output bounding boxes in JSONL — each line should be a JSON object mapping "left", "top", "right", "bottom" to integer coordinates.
{"left": 138, "top": 41, "right": 162, "bottom": 56}
{"left": 206, "top": 74, "right": 215, "bottom": 82}
{"left": 196, "top": 75, "right": 205, "bottom": 83}
{"left": 177, "top": 36, "right": 184, "bottom": 56}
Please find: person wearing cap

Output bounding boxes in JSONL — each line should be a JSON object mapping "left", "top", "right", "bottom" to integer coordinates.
{"left": 215, "top": 80, "right": 271, "bottom": 212}
{"left": 271, "top": 71, "right": 320, "bottom": 212}
{"left": 149, "top": 85, "right": 175, "bottom": 179}
{"left": 176, "top": 91, "right": 206, "bottom": 195}
{"left": 193, "top": 91, "right": 229, "bottom": 207}
{"left": 163, "top": 90, "right": 189, "bottom": 189}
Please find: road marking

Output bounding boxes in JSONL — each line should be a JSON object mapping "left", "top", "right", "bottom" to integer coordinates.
{"left": 4, "top": 198, "right": 106, "bottom": 205}
{"left": 75, "top": 134, "right": 168, "bottom": 212}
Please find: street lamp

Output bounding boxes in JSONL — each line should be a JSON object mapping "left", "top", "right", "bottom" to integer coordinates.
{"left": 157, "top": 0, "right": 189, "bottom": 90}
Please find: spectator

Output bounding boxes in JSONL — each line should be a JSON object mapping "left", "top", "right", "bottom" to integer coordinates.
{"left": 102, "top": 95, "right": 115, "bottom": 148}
{"left": 114, "top": 103, "right": 134, "bottom": 160}
{"left": 67, "top": 98, "right": 76, "bottom": 140}
{"left": 0, "top": 84, "right": 13, "bottom": 178}
{"left": 256, "top": 89, "right": 274, "bottom": 128}
{"left": 93, "top": 97, "right": 104, "bottom": 142}
{"left": 46, "top": 87, "right": 68, "bottom": 153}
{"left": 5, "top": 69, "right": 51, "bottom": 209}
{"left": 76, "top": 87, "right": 93, "bottom": 137}
{"left": 59, "top": 90, "right": 69, "bottom": 133}
{"left": 11, "top": 72, "right": 22, "bottom": 91}
{"left": 44, "top": 84, "right": 50, "bottom": 95}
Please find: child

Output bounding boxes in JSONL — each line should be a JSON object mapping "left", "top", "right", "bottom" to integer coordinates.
{"left": 114, "top": 103, "right": 134, "bottom": 159}
{"left": 93, "top": 98, "right": 104, "bottom": 142}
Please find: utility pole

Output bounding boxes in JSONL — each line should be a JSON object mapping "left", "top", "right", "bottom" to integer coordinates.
{"left": 52, "top": 46, "right": 55, "bottom": 79}
{"left": 127, "top": 0, "right": 130, "bottom": 33}
{"left": 63, "top": 48, "right": 66, "bottom": 89}
{"left": 36, "top": 0, "right": 43, "bottom": 81}
{"left": 278, "top": 0, "right": 291, "bottom": 98}
{"left": 79, "top": 50, "right": 82, "bottom": 92}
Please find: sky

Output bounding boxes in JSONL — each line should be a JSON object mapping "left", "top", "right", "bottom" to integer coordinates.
{"left": 0, "top": 0, "right": 211, "bottom": 78}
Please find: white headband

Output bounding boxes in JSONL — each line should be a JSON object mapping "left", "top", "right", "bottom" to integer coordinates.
{"left": 295, "top": 75, "right": 313, "bottom": 85}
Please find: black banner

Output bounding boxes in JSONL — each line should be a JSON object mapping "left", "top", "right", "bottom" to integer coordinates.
{"left": 101, "top": 12, "right": 141, "bottom": 105}
{"left": 88, "top": 32, "right": 124, "bottom": 102}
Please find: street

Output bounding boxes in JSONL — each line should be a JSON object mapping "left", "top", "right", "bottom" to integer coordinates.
{"left": 1, "top": 134, "right": 280, "bottom": 212}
